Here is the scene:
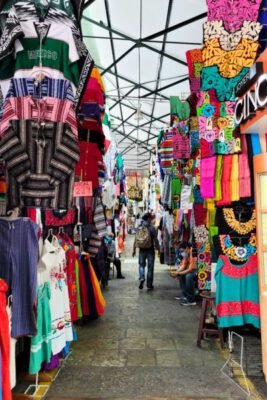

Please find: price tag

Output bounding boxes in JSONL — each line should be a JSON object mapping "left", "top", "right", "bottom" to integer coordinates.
{"left": 73, "top": 181, "right": 92, "bottom": 197}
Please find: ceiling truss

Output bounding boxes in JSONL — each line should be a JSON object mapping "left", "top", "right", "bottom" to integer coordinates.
{"left": 82, "top": 1, "right": 207, "bottom": 168}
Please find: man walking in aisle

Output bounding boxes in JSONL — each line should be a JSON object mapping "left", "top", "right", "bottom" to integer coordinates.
{"left": 133, "top": 212, "right": 157, "bottom": 290}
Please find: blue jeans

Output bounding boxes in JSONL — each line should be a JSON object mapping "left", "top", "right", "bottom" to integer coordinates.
{"left": 139, "top": 249, "right": 155, "bottom": 288}
{"left": 180, "top": 270, "right": 197, "bottom": 302}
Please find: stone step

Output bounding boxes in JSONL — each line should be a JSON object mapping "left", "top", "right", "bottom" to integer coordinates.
{"left": 46, "top": 396, "right": 220, "bottom": 400}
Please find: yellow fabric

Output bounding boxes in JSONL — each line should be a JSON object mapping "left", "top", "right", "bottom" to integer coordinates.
{"left": 202, "top": 37, "right": 259, "bottom": 78}
{"left": 230, "top": 154, "right": 240, "bottom": 201}
{"left": 91, "top": 67, "right": 105, "bottom": 93}
{"left": 215, "top": 155, "right": 223, "bottom": 201}
{"left": 206, "top": 200, "right": 216, "bottom": 228}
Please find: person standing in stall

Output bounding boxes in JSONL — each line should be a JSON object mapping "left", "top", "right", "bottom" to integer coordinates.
{"left": 133, "top": 213, "right": 157, "bottom": 290}
{"left": 104, "top": 233, "right": 125, "bottom": 279}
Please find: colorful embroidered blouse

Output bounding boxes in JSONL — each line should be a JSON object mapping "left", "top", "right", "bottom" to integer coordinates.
{"left": 215, "top": 254, "right": 260, "bottom": 329}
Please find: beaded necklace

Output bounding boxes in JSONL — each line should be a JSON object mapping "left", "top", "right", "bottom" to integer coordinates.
{"left": 223, "top": 208, "right": 256, "bottom": 235}
{"left": 219, "top": 233, "right": 257, "bottom": 261}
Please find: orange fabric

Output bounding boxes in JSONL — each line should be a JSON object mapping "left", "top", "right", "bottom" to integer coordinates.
{"left": 88, "top": 260, "right": 106, "bottom": 316}
{"left": 91, "top": 67, "right": 105, "bottom": 93}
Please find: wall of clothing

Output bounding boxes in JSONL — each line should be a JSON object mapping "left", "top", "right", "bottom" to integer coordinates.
{"left": 156, "top": 0, "right": 263, "bottom": 334}
{"left": 0, "top": 0, "right": 126, "bottom": 398}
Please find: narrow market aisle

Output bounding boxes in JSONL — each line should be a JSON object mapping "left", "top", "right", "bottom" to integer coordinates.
{"left": 47, "top": 236, "right": 244, "bottom": 400}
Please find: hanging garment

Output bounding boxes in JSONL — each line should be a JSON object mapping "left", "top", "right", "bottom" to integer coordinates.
{"left": 197, "top": 241, "right": 212, "bottom": 291}
{"left": 230, "top": 154, "right": 240, "bottom": 202}
{"left": 93, "top": 197, "right": 107, "bottom": 238}
{"left": 79, "top": 75, "right": 104, "bottom": 106}
{"left": 214, "top": 155, "right": 223, "bottom": 201}
{"left": 201, "top": 65, "right": 250, "bottom": 102}
{"left": 172, "top": 130, "right": 190, "bottom": 159}
{"left": 203, "top": 20, "right": 262, "bottom": 50}
{"left": 0, "top": 121, "right": 78, "bottom": 209}
{"left": 42, "top": 208, "right": 76, "bottom": 239}
{"left": 39, "top": 237, "right": 73, "bottom": 355}
{"left": 215, "top": 255, "right": 260, "bottom": 329}
{"left": 159, "top": 131, "right": 173, "bottom": 171}
{"left": 75, "top": 142, "right": 103, "bottom": 189}
{"left": 75, "top": 258, "right": 83, "bottom": 319}
{"left": 5, "top": 77, "right": 74, "bottom": 103}
{"left": 0, "top": 95, "right": 79, "bottom": 209}
{"left": 0, "top": 218, "right": 38, "bottom": 337}
{"left": 0, "top": 96, "right": 77, "bottom": 137}
{"left": 6, "top": 306, "right": 16, "bottom": 390}
{"left": 239, "top": 136, "right": 251, "bottom": 198}
{"left": 56, "top": 233, "right": 78, "bottom": 321}
{"left": 207, "top": 0, "right": 262, "bottom": 32}
{"left": 77, "top": 255, "right": 89, "bottom": 316}
{"left": 102, "top": 179, "right": 117, "bottom": 209}
{"left": 161, "top": 172, "right": 172, "bottom": 208}
{"left": 1, "top": 0, "right": 75, "bottom": 19}
{"left": 0, "top": 279, "right": 11, "bottom": 400}
{"left": 200, "top": 156, "right": 216, "bottom": 199}
{"left": 216, "top": 155, "right": 233, "bottom": 206}
{"left": 29, "top": 283, "right": 52, "bottom": 374}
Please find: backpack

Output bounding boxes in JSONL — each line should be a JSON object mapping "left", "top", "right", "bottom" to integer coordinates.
{"left": 135, "top": 225, "right": 152, "bottom": 249}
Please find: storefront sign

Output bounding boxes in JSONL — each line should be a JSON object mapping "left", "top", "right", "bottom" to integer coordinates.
{"left": 235, "top": 50, "right": 267, "bottom": 134}
{"left": 73, "top": 181, "right": 92, "bottom": 197}
{"left": 235, "top": 73, "right": 267, "bottom": 125}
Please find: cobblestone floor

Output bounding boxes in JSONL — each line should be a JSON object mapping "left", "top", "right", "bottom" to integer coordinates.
{"left": 46, "top": 236, "right": 265, "bottom": 400}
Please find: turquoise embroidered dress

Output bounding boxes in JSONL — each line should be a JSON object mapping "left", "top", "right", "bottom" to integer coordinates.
{"left": 215, "top": 255, "right": 260, "bottom": 329}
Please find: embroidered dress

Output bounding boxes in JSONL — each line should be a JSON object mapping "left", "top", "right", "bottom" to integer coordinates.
{"left": 29, "top": 283, "right": 52, "bottom": 374}
{"left": 215, "top": 255, "right": 260, "bottom": 329}
{"left": 56, "top": 233, "right": 78, "bottom": 321}
{"left": 39, "top": 237, "right": 73, "bottom": 355}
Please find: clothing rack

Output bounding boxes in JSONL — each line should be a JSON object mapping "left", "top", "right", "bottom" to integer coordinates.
{"left": 220, "top": 331, "right": 251, "bottom": 398}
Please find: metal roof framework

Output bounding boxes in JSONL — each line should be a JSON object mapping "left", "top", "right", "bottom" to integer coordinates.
{"left": 81, "top": 0, "right": 207, "bottom": 169}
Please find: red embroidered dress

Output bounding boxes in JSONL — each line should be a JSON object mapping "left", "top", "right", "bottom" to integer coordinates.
{"left": 215, "top": 255, "right": 260, "bottom": 328}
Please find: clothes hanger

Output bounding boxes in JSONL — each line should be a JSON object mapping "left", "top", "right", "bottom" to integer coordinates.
{"left": 46, "top": 228, "right": 53, "bottom": 242}
{"left": 59, "top": 226, "right": 65, "bottom": 236}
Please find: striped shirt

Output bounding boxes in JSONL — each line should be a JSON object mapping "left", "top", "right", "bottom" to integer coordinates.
{"left": 0, "top": 120, "right": 79, "bottom": 208}
{"left": 1, "top": 96, "right": 78, "bottom": 137}
{"left": 6, "top": 77, "right": 74, "bottom": 102}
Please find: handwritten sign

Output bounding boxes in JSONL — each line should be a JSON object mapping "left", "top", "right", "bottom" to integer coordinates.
{"left": 73, "top": 181, "right": 92, "bottom": 197}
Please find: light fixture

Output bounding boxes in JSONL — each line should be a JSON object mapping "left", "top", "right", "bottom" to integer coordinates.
{"left": 134, "top": 105, "right": 144, "bottom": 121}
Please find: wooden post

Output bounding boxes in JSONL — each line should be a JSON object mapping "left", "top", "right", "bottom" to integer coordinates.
{"left": 254, "top": 153, "right": 267, "bottom": 383}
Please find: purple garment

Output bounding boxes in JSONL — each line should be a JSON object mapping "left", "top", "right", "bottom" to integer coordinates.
{"left": 44, "top": 354, "right": 60, "bottom": 371}
{"left": 0, "top": 218, "right": 38, "bottom": 337}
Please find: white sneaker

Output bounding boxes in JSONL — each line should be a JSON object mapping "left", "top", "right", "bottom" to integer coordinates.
{"left": 174, "top": 296, "right": 186, "bottom": 301}
{"left": 180, "top": 300, "right": 197, "bottom": 306}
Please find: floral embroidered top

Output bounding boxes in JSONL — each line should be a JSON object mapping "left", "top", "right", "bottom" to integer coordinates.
{"left": 215, "top": 254, "right": 260, "bottom": 329}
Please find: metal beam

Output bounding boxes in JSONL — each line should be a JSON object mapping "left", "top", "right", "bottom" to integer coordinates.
{"left": 137, "top": 113, "right": 170, "bottom": 128}
{"left": 147, "top": 0, "right": 173, "bottom": 144}
{"left": 111, "top": 110, "right": 136, "bottom": 132}
{"left": 83, "top": 16, "right": 188, "bottom": 66}
{"left": 141, "top": 76, "right": 189, "bottom": 98}
{"left": 103, "top": 0, "right": 126, "bottom": 138}
{"left": 109, "top": 86, "right": 137, "bottom": 110}
{"left": 108, "top": 97, "right": 168, "bottom": 124}
{"left": 83, "top": 0, "right": 96, "bottom": 11}
{"left": 110, "top": 113, "right": 157, "bottom": 141}
{"left": 115, "top": 128, "right": 153, "bottom": 152}
{"left": 83, "top": 35, "right": 202, "bottom": 45}
{"left": 97, "top": 65, "right": 168, "bottom": 100}
{"left": 101, "top": 44, "right": 136, "bottom": 75}
{"left": 143, "top": 12, "right": 207, "bottom": 42}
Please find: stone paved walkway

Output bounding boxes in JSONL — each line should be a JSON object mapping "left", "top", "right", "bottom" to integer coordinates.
{"left": 47, "top": 237, "right": 257, "bottom": 400}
